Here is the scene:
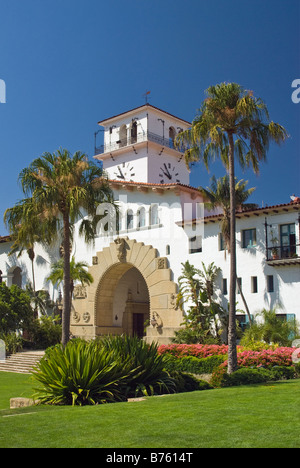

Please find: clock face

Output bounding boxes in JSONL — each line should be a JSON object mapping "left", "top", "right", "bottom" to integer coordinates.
{"left": 159, "top": 163, "right": 180, "bottom": 183}
{"left": 114, "top": 162, "right": 135, "bottom": 181}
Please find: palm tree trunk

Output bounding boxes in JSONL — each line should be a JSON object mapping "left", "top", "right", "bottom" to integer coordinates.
{"left": 227, "top": 132, "right": 238, "bottom": 374}
{"left": 62, "top": 212, "right": 71, "bottom": 346}
{"left": 236, "top": 278, "right": 252, "bottom": 325}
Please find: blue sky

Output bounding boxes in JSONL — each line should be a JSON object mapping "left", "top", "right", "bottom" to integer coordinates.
{"left": 0, "top": 0, "right": 299, "bottom": 235}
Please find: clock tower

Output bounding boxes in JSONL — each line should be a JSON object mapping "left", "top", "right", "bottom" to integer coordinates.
{"left": 94, "top": 104, "right": 191, "bottom": 185}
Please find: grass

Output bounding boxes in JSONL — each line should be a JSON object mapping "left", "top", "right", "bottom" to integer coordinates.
{"left": 0, "top": 372, "right": 299, "bottom": 448}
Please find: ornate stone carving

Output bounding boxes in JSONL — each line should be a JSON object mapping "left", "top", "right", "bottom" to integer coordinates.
{"left": 72, "top": 311, "right": 80, "bottom": 323}
{"left": 156, "top": 257, "right": 168, "bottom": 269}
{"left": 92, "top": 256, "right": 98, "bottom": 265}
{"left": 83, "top": 312, "right": 91, "bottom": 323}
{"left": 73, "top": 285, "right": 87, "bottom": 299}
{"left": 169, "top": 293, "right": 178, "bottom": 310}
{"left": 114, "top": 237, "right": 127, "bottom": 262}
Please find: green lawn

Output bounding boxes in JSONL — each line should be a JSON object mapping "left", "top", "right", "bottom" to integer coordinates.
{"left": 0, "top": 372, "right": 299, "bottom": 448}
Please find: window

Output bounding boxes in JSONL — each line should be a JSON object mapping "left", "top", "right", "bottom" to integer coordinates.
{"left": 166, "top": 245, "right": 170, "bottom": 255}
{"left": 251, "top": 276, "right": 258, "bottom": 293}
{"left": 219, "top": 233, "right": 225, "bottom": 251}
{"left": 137, "top": 207, "right": 146, "bottom": 228}
{"left": 131, "top": 121, "right": 137, "bottom": 144}
{"left": 150, "top": 205, "right": 159, "bottom": 225}
{"left": 222, "top": 278, "right": 228, "bottom": 295}
{"left": 280, "top": 223, "right": 296, "bottom": 258}
{"left": 242, "top": 229, "right": 257, "bottom": 248}
{"left": 236, "top": 315, "right": 252, "bottom": 333}
{"left": 169, "top": 126, "right": 176, "bottom": 148}
{"left": 126, "top": 210, "right": 134, "bottom": 230}
{"left": 189, "top": 236, "right": 202, "bottom": 254}
{"left": 119, "top": 124, "right": 127, "bottom": 147}
{"left": 267, "top": 275, "right": 274, "bottom": 293}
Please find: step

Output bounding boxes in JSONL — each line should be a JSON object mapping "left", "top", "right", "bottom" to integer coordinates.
{"left": 0, "top": 351, "right": 45, "bottom": 374}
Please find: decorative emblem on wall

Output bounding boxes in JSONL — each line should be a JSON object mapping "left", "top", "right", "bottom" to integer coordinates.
{"left": 73, "top": 311, "right": 80, "bottom": 323}
{"left": 83, "top": 312, "right": 91, "bottom": 323}
{"left": 92, "top": 256, "right": 98, "bottom": 265}
{"left": 73, "top": 285, "right": 87, "bottom": 299}
{"left": 169, "top": 293, "right": 178, "bottom": 310}
{"left": 156, "top": 257, "right": 168, "bottom": 269}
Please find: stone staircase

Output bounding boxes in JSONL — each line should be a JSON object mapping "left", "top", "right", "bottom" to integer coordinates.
{"left": 0, "top": 351, "right": 45, "bottom": 374}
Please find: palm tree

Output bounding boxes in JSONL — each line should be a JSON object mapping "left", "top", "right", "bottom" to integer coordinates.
{"left": 14, "top": 148, "right": 114, "bottom": 346}
{"left": 199, "top": 175, "right": 256, "bottom": 327}
{"left": 175, "top": 82, "right": 287, "bottom": 373}
{"left": 4, "top": 197, "right": 56, "bottom": 293}
{"left": 199, "top": 175, "right": 256, "bottom": 255}
{"left": 47, "top": 256, "right": 94, "bottom": 303}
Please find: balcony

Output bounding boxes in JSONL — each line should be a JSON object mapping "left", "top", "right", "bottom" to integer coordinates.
{"left": 95, "top": 131, "right": 187, "bottom": 156}
{"left": 266, "top": 244, "right": 300, "bottom": 266}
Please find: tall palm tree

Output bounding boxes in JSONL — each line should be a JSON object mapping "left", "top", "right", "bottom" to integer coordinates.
{"left": 13, "top": 148, "right": 114, "bottom": 346}
{"left": 175, "top": 82, "right": 287, "bottom": 373}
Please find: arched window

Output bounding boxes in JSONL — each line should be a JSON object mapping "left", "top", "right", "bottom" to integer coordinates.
{"left": 169, "top": 126, "right": 176, "bottom": 149}
{"left": 119, "top": 124, "right": 127, "bottom": 147}
{"left": 137, "top": 207, "right": 146, "bottom": 228}
{"left": 127, "top": 209, "right": 134, "bottom": 230}
{"left": 131, "top": 121, "right": 137, "bottom": 144}
{"left": 7, "top": 266, "right": 22, "bottom": 288}
{"left": 150, "top": 204, "right": 159, "bottom": 225}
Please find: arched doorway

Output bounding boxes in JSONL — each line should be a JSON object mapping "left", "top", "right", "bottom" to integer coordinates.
{"left": 95, "top": 263, "right": 150, "bottom": 338}
{"left": 71, "top": 237, "right": 184, "bottom": 343}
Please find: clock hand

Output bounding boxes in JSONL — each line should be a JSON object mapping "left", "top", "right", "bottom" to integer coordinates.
{"left": 117, "top": 166, "right": 125, "bottom": 179}
{"left": 163, "top": 163, "right": 172, "bottom": 180}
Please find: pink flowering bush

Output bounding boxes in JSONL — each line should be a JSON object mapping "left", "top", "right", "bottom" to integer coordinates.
{"left": 231, "top": 347, "right": 298, "bottom": 368}
{"left": 158, "top": 344, "right": 299, "bottom": 368}
{"left": 158, "top": 344, "right": 231, "bottom": 359}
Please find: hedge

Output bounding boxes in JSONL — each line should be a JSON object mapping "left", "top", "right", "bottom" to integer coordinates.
{"left": 165, "top": 355, "right": 226, "bottom": 374}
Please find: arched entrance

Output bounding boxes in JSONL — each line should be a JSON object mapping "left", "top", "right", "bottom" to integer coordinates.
{"left": 71, "top": 237, "right": 184, "bottom": 344}
{"left": 95, "top": 263, "right": 150, "bottom": 338}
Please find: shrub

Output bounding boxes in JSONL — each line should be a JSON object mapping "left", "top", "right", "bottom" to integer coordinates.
{"left": 158, "top": 344, "right": 229, "bottom": 359}
{"left": 0, "top": 283, "right": 34, "bottom": 334}
{"left": 211, "top": 364, "right": 297, "bottom": 388}
{"left": 164, "top": 354, "right": 226, "bottom": 374}
{"left": 100, "top": 335, "right": 176, "bottom": 397}
{"left": 0, "top": 332, "right": 23, "bottom": 354}
{"left": 32, "top": 340, "right": 131, "bottom": 405}
{"left": 229, "top": 348, "right": 296, "bottom": 368}
{"left": 28, "top": 315, "right": 62, "bottom": 349}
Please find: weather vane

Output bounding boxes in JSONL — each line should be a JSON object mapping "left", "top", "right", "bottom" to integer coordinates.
{"left": 143, "top": 90, "right": 151, "bottom": 104}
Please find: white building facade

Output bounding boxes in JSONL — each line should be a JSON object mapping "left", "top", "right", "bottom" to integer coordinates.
{"left": 0, "top": 104, "right": 299, "bottom": 343}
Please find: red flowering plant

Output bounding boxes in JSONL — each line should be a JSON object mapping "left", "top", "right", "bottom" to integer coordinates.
{"left": 158, "top": 344, "right": 300, "bottom": 368}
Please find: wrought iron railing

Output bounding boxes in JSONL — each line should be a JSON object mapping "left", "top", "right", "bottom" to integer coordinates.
{"left": 95, "top": 131, "right": 187, "bottom": 155}
{"left": 266, "top": 244, "right": 300, "bottom": 261}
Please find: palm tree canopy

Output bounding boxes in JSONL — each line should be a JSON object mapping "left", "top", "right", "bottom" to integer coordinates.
{"left": 175, "top": 82, "right": 288, "bottom": 173}
{"left": 47, "top": 257, "right": 94, "bottom": 288}
{"left": 18, "top": 148, "right": 114, "bottom": 236}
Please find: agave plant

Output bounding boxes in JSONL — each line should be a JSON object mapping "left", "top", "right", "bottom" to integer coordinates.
{"left": 100, "top": 335, "right": 176, "bottom": 397}
{"left": 32, "top": 339, "right": 131, "bottom": 406}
